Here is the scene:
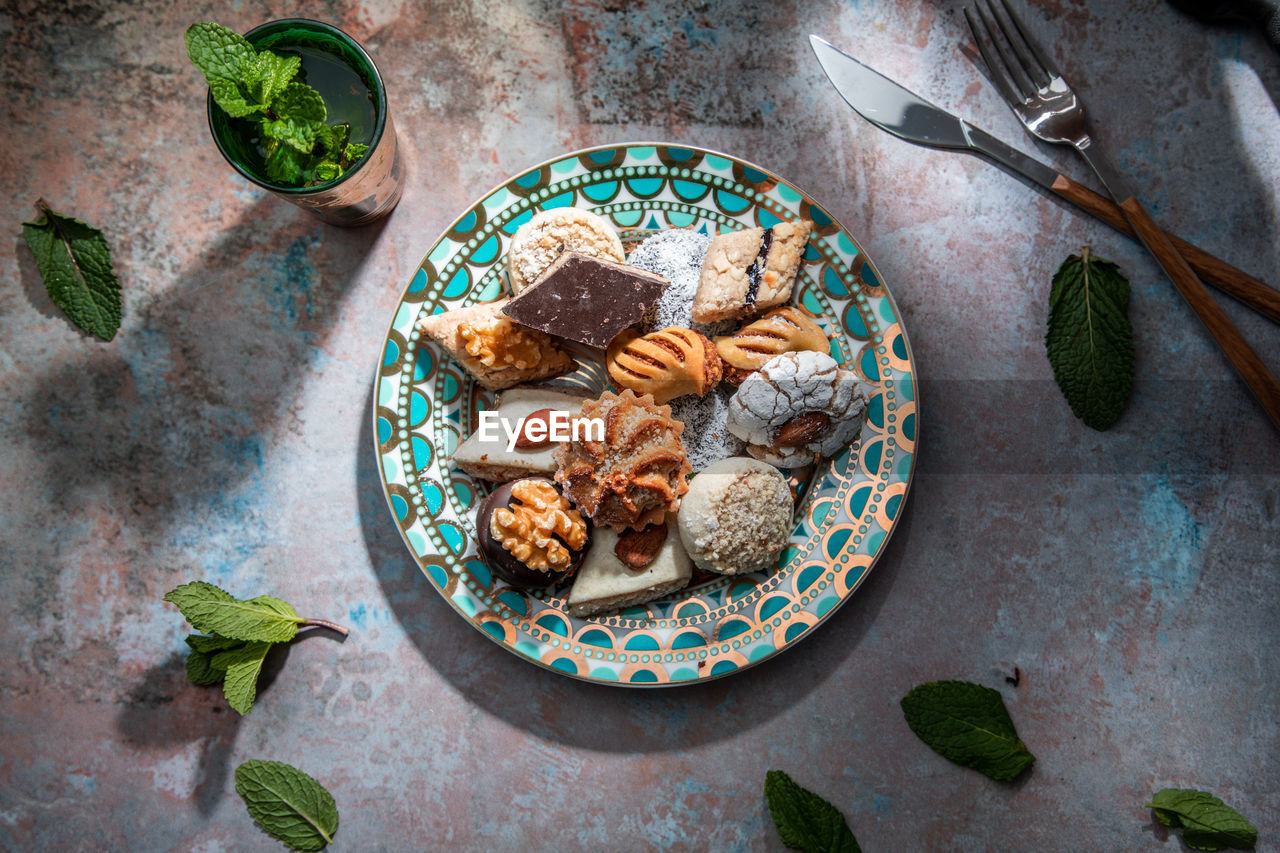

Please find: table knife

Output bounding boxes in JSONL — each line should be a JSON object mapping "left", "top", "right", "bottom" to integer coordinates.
{"left": 809, "top": 35, "right": 1280, "bottom": 324}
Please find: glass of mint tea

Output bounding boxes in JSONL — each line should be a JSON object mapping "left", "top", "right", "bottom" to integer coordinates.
{"left": 206, "top": 19, "right": 403, "bottom": 226}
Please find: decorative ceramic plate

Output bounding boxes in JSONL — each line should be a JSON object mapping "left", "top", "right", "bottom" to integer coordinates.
{"left": 373, "top": 143, "right": 917, "bottom": 686}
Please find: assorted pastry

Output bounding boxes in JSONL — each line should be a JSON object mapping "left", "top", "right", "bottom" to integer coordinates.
{"left": 417, "top": 205, "right": 876, "bottom": 615}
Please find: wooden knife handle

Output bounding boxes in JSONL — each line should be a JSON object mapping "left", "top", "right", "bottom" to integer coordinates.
{"left": 1118, "top": 195, "right": 1280, "bottom": 431}
{"left": 1052, "top": 175, "right": 1280, "bottom": 324}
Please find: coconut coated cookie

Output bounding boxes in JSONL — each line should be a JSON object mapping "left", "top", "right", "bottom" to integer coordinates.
{"left": 507, "top": 208, "right": 626, "bottom": 293}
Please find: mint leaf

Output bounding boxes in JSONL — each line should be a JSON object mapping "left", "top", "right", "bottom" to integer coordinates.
{"left": 344, "top": 142, "right": 368, "bottom": 162}
{"left": 235, "top": 760, "right": 339, "bottom": 851}
{"left": 208, "top": 79, "right": 262, "bottom": 118}
{"left": 264, "top": 145, "right": 307, "bottom": 185}
{"left": 313, "top": 163, "right": 341, "bottom": 183}
{"left": 184, "top": 22, "right": 256, "bottom": 84}
{"left": 1046, "top": 248, "right": 1134, "bottom": 430}
{"left": 21, "top": 202, "right": 123, "bottom": 341}
{"left": 900, "top": 680, "right": 1035, "bottom": 782}
{"left": 315, "top": 124, "right": 348, "bottom": 158}
{"left": 214, "top": 641, "right": 271, "bottom": 714}
{"left": 186, "top": 649, "right": 226, "bottom": 686}
{"left": 244, "top": 50, "right": 300, "bottom": 106}
{"left": 164, "top": 581, "right": 303, "bottom": 643}
{"left": 764, "top": 770, "right": 860, "bottom": 853}
{"left": 185, "top": 633, "right": 244, "bottom": 655}
{"left": 262, "top": 81, "right": 326, "bottom": 153}
{"left": 1146, "top": 789, "right": 1258, "bottom": 851}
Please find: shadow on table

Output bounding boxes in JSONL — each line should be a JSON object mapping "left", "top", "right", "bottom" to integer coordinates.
{"left": 357, "top": 384, "right": 914, "bottom": 753}
{"left": 14, "top": 196, "right": 388, "bottom": 556}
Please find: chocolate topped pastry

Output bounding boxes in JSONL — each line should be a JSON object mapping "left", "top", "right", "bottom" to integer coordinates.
{"left": 501, "top": 252, "right": 669, "bottom": 349}
{"left": 476, "top": 478, "right": 592, "bottom": 588}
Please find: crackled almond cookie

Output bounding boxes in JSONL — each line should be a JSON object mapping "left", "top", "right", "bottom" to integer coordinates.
{"left": 417, "top": 299, "right": 576, "bottom": 391}
{"left": 606, "top": 326, "right": 723, "bottom": 404}
{"left": 676, "top": 457, "right": 793, "bottom": 575}
{"left": 691, "top": 220, "right": 813, "bottom": 322}
{"left": 476, "top": 477, "right": 591, "bottom": 588}
{"left": 554, "top": 389, "right": 692, "bottom": 531}
{"left": 715, "top": 306, "right": 830, "bottom": 385}
{"left": 508, "top": 209, "right": 626, "bottom": 293}
{"left": 727, "top": 350, "right": 870, "bottom": 468}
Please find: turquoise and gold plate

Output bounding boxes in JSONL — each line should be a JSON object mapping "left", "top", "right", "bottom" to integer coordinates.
{"left": 373, "top": 143, "right": 917, "bottom": 685}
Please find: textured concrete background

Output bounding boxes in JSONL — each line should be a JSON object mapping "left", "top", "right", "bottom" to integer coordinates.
{"left": 2, "top": 1, "right": 1278, "bottom": 850}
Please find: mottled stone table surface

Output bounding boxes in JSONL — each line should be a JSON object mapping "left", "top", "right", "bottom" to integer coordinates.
{"left": 2, "top": 1, "right": 1278, "bottom": 850}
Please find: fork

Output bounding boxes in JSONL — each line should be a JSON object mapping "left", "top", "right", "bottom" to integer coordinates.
{"left": 964, "top": 0, "right": 1280, "bottom": 431}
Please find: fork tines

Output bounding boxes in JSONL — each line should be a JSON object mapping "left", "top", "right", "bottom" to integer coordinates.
{"left": 964, "top": 0, "right": 1061, "bottom": 101}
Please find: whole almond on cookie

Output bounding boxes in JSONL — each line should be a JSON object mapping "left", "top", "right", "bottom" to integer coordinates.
{"left": 514, "top": 408, "right": 556, "bottom": 448}
{"left": 614, "top": 522, "right": 669, "bottom": 569}
{"left": 775, "top": 412, "right": 831, "bottom": 447}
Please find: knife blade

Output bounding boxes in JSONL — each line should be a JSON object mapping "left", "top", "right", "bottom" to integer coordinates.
{"left": 809, "top": 35, "right": 1280, "bottom": 323}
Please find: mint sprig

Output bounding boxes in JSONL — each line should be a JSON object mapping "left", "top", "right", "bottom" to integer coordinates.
{"left": 900, "top": 680, "right": 1035, "bottom": 782}
{"left": 236, "top": 759, "right": 339, "bottom": 851}
{"left": 764, "top": 770, "right": 861, "bottom": 853}
{"left": 21, "top": 201, "right": 123, "bottom": 340}
{"left": 1146, "top": 788, "right": 1258, "bottom": 851}
{"left": 164, "top": 581, "right": 348, "bottom": 715}
{"left": 185, "top": 22, "right": 370, "bottom": 187}
{"left": 1046, "top": 247, "right": 1135, "bottom": 430}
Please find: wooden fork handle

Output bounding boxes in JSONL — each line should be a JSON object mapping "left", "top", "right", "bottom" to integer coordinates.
{"left": 1051, "top": 175, "right": 1280, "bottom": 324}
{"left": 1118, "top": 195, "right": 1280, "bottom": 431}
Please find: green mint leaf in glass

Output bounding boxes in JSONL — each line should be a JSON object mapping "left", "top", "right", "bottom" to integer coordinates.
{"left": 265, "top": 145, "right": 307, "bottom": 185}
{"left": 235, "top": 760, "right": 339, "bottom": 852}
{"left": 163, "top": 581, "right": 303, "bottom": 643}
{"left": 184, "top": 22, "right": 256, "bottom": 84}
{"left": 214, "top": 641, "right": 271, "bottom": 714}
{"left": 1146, "top": 789, "right": 1258, "bottom": 851}
{"left": 208, "top": 79, "right": 263, "bottom": 117}
{"left": 20, "top": 201, "right": 123, "bottom": 341}
{"left": 244, "top": 50, "right": 300, "bottom": 107}
{"left": 764, "top": 770, "right": 860, "bottom": 853}
{"left": 1046, "top": 248, "right": 1135, "bottom": 430}
{"left": 900, "top": 680, "right": 1035, "bottom": 782}
{"left": 263, "top": 81, "right": 327, "bottom": 153}
{"left": 313, "top": 163, "right": 341, "bottom": 183}
{"left": 344, "top": 142, "right": 369, "bottom": 162}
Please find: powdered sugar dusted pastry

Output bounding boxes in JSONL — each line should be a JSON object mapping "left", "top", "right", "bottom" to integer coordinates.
{"left": 676, "top": 458, "right": 793, "bottom": 575}
{"left": 727, "top": 350, "right": 870, "bottom": 468}
{"left": 417, "top": 299, "right": 576, "bottom": 391}
{"left": 554, "top": 389, "right": 692, "bottom": 531}
{"left": 507, "top": 209, "right": 626, "bottom": 293}
{"left": 567, "top": 517, "right": 692, "bottom": 617}
{"left": 691, "top": 220, "right": 812, "bottom": 322}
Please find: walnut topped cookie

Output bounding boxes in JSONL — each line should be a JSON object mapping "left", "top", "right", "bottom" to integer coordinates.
{"left": 417, "top": 299, "right": 576, "bottom": 391}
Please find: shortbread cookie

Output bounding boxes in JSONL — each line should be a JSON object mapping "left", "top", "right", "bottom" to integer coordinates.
{"left": 691, "top": 220, "right": 813, "bottom": 322}
{"left": 417, "top": 299, "right": 576, "bottom": 391}
{"left": 606, "top": 327, "right": 723, "bottom": 404}
{"left": 452, "top": 386, "right": 593, "bottom": 482}
{"left": 567, "top": 517, "right": 692, "bottom": 617}
{"left": 727, "top": 350, "right": 870, "bottom": 468}
{"left": 676, "top": 457, "right": 793, "bottom": 575}
{"left": 508, "top": 208, "right": 626, "bottom": 293}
